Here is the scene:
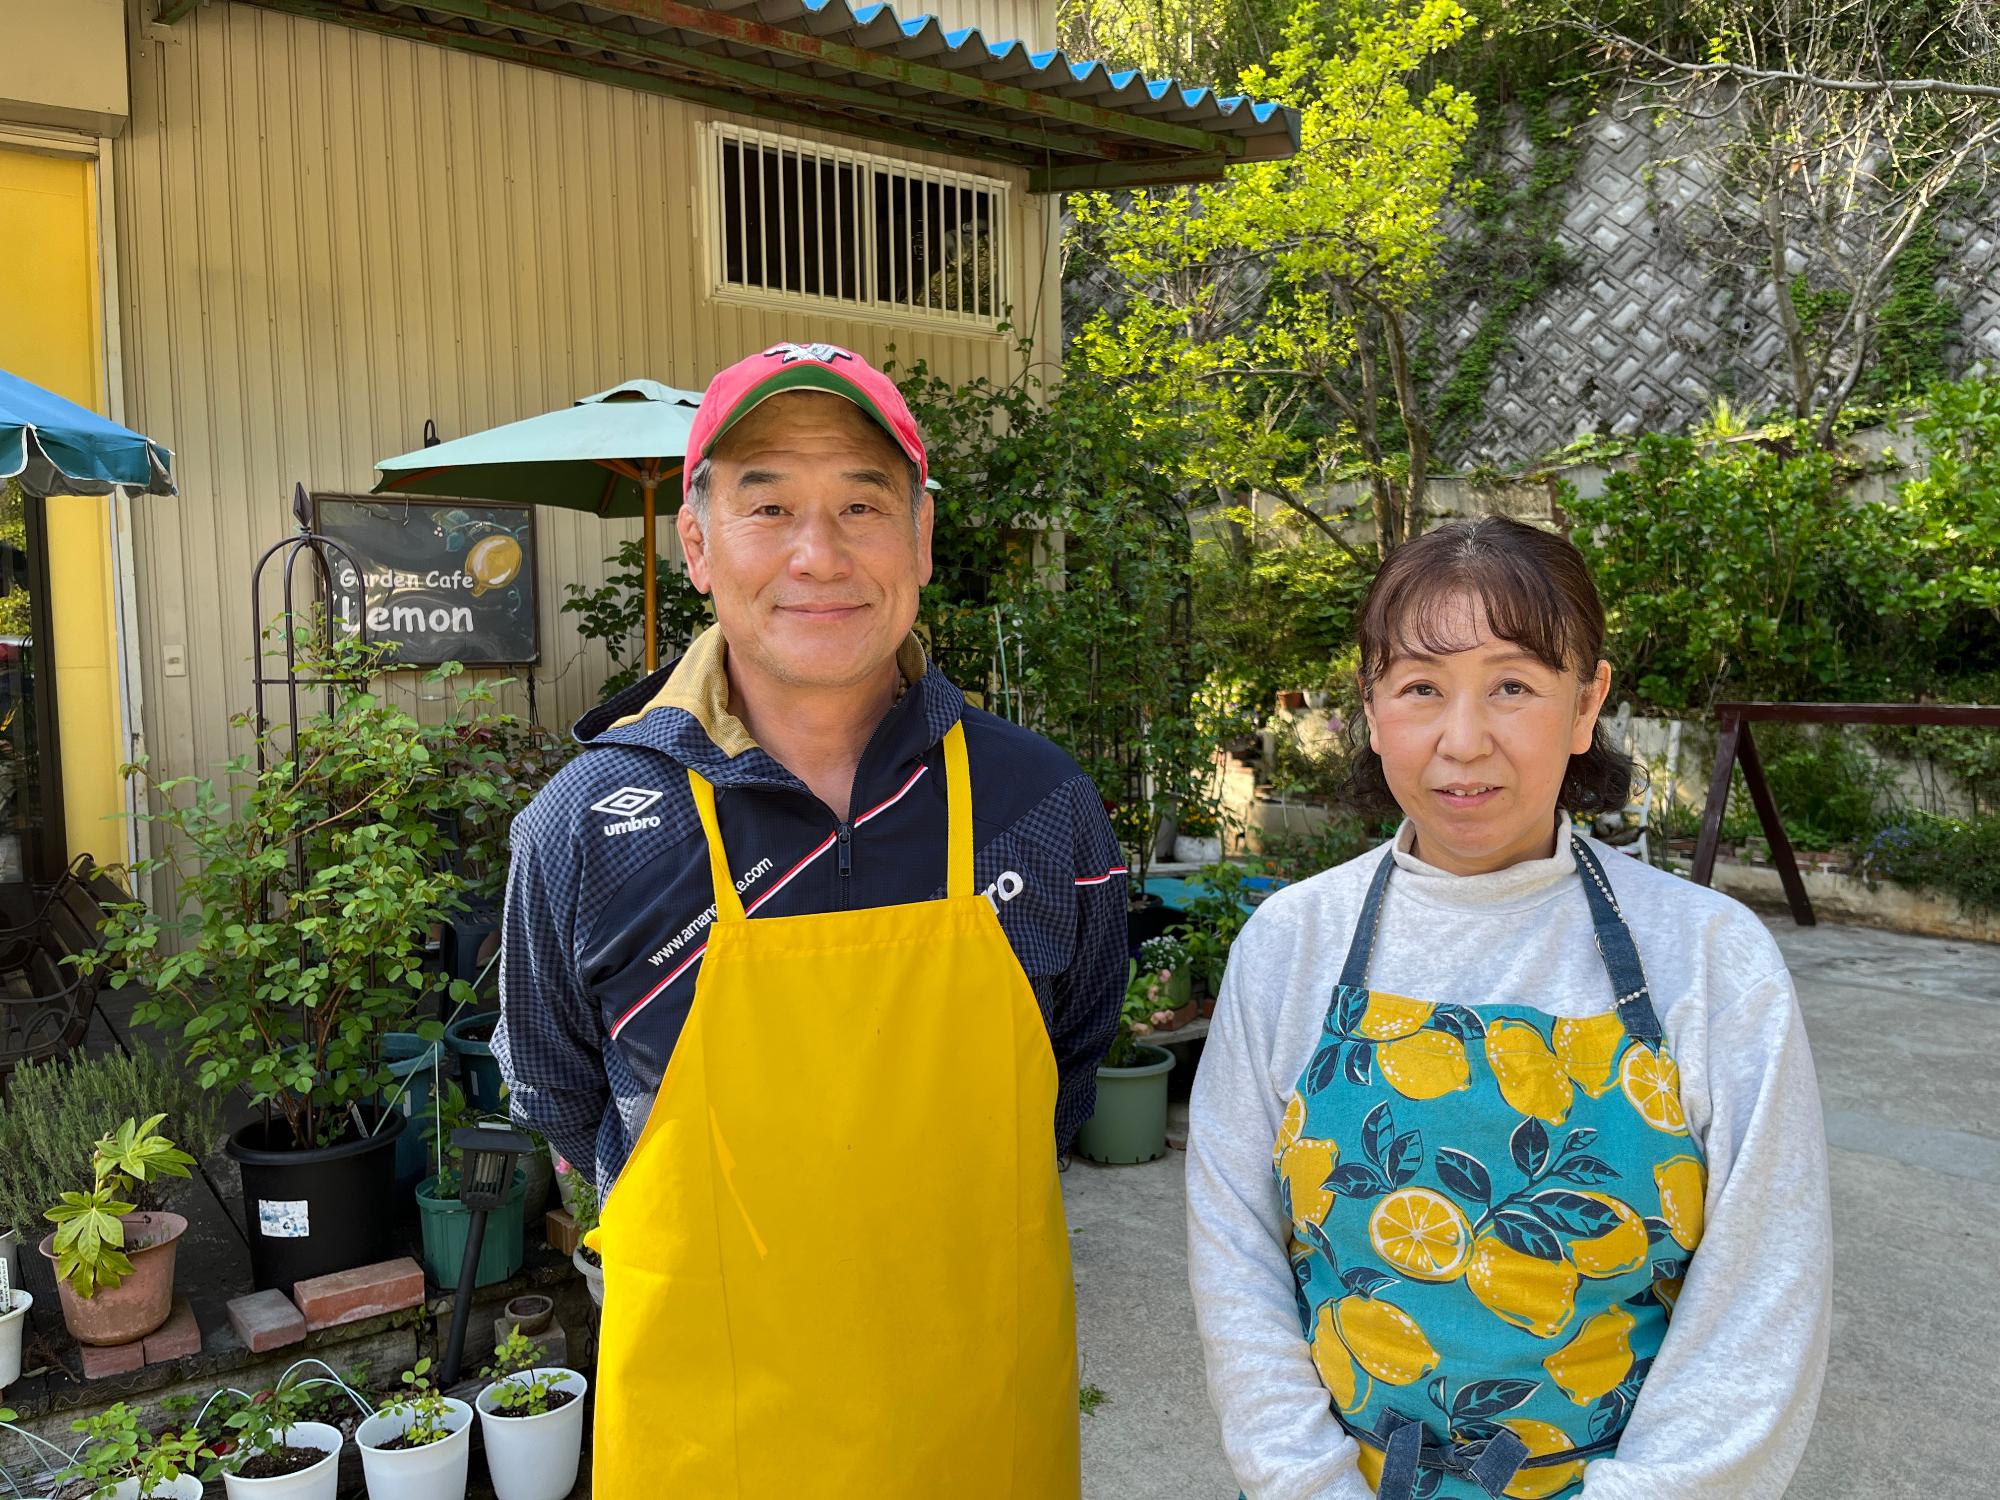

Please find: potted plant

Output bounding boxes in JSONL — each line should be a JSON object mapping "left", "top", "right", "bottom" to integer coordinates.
{"left": 1137, "top": 935, "right": 1194, "bottom": 1027}
{"left": 473, "top": 1326, "right": 588, "bottom": 1500}
{"left": 354, "top": 1359, "right": 473, "bottom": 1500}
{"left": 37, "top": 1116, "right": 193, "bottom": 1348}
{"left": 55, "top": 1403, "right": 210, "bottom": 1499}
{"left": 212, "top": 1374, "right": 345, "bottom": 1500}
{"left": 440, "top": 1013, "right": 505, "bottom": 1115}
{"left": 413, "top": 1084, "right": 526, "bottom": 1289}
{"left": 563, "top": 1174, "right": 603, "bottom": 1309}
{"left": 0, "top": 1051, "right": 221, "bottom": 1306}
{"left": 1072, "top": 963, "right": 1177, "bottom": 1166}
{"left": 1172, "top": 799, "right": 1224, "bottom": 865}
{"left": 81, "top": 634, "right": 513, "bottom": 1296}
{"left": 0, "top": 1259, "right": 30, "bottom": 1391}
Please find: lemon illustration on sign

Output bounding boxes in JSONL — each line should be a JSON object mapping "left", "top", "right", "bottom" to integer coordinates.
{"left": 1310, "top": 1302, "right": 1372, "bottom": 1414}
{"left": 1368, "top": 1187, "right": 1473, "bottom": 1282}
{"left": 1334, "top": 1294, "right": 1440, "bottom": 1386}
{"left": 1498, "top": 1418, "right": 1586, "bottom": 1499}
{"left": 466, "top": 533, "right": 523, "bottom": 597}
{"left": 1355, "top": 993, "right": 1435, "bottom": 1041}
{"left": 1280, "top": 1136, "right": 1340, "bottom": 1227}
{"left": 1552, "top": 1012, "right": 1627, "bottom": 1098}
{"left": 1378, "top": 1032, "right": 1470, "bottom": 1100}
{"left": 1620, "top": 1045, "right": 1688, "bottom": 1134}
{"left": 1486, "top": 1020, "right": 1575, "bottom": 1124}
{"left": 1568, "top": 1193, "right": 1649, "bottom": 1280}
{"left": 1653, "top": 1154, "right": 1706, "bottom": 1248}
{"left": 1467, "top": 1234, "right": 1579, "bottom": 1338}
{"left": 1543, "top": 1303, "right": 1636, "bottom": 1405}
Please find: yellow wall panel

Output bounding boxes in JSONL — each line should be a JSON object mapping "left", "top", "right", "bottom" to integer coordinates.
{"left": 0, "top": 143, "right": 127, "bottom": 867}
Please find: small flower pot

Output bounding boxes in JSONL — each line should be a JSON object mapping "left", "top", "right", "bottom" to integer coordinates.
{"left": 355, "top": 1397, "right": 474, "bottom": 1500}
{"left": 474, "top": 1368, "right": 588, "bottom": 1500}
{"left": 571, "top": 1245, "right": 603, "bottom": 1309}
{"left": 1073, "top": 1045, "right": 1176, "bottom": 1166}
{"left": 104, "top": 1477, "right": 204, "bottom": 1500}
{"left": 37, "top": 1211, "right": 186, "bottom": 1347}
{"left": 222, "top": 1422, "right": 344, "bottom": 1500}
{"left": 502, "top": 1294, "right": 553, "bottom": 1338}
{"left": 382, "top": 1033, "right": 445, "bottom": 1198}
{"left": 1173, "top": 834, "right": 1222, "bottom": 865}
{"left": 0, "top": 1288, "right": 32, "bottom": 1390}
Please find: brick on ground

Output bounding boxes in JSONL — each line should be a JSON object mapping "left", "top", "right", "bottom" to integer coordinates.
{"left": 79, "top": 1338, "right": 145, "bottom": 1379}
{"left": 294, "top": 1257, "right": 425, "bottom": 1332}
{"left": 228, "top": 1288, "right": 308, "bottom": 1353}
{"left": 142, "top": 1296, "right": 202, "bottom": 1363}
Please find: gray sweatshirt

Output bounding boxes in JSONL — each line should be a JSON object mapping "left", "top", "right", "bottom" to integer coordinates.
{"left": 1187, "top": 825, "right": 1832, "bottom": 1499}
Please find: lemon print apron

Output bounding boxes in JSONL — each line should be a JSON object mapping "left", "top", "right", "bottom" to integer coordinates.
{"left": 1273, "top": 837, "right": 1706, "bottom": 1500}
{"left": 586, "top": 722, "right": 1080, "bottom": 1496}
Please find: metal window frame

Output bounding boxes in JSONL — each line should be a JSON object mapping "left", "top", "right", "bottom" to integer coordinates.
{"left": 706, "top": 121, "right": 1009, "bottom": 334}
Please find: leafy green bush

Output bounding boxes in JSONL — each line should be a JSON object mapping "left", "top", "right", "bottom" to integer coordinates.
{"left": 1862, "top": 812, "right": 2000, "bottom": 916}
{"left": 0, "top": 1048, "right": 221, "bottom": 1246}
{"left": 560, "top": 538, "right": 712, "bottom": 703}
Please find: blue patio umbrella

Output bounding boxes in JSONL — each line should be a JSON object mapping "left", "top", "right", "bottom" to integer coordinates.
{"left": 0, "top": 367, "right": 176, "bottom": 498}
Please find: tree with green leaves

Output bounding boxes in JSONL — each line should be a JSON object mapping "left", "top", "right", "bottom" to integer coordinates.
{"left": 1074, "top": 0, "right": 1478, "bottom": 557}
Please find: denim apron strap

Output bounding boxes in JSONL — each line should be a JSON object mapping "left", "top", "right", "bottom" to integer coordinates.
{"left": 1569, "top": 836, "right": 1664, "bottom": 1044}
{"left": 1336, "top": 846, "right": 1401, "bottom": 993}
{"left": 1358, "top": 1411, "right": 1534, "bottom": 1500}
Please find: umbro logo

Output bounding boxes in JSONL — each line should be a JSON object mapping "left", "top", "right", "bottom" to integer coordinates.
{"left": 592, "top": 786, "right": 665, "bottom": 837}
{"left": 591, "top": 787, "right": 664, "bottom": 817}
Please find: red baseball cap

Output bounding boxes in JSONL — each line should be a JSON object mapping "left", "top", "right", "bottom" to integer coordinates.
{"left": 684, "top": 341, "right": 928, "bottom": 496}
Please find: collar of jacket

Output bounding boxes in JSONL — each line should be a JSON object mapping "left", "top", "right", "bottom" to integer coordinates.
{"left": 571, "top": 624, "right": 964, "bottom": 792}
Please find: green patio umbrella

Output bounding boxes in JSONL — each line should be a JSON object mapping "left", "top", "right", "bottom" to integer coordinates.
{"left": 373, "top": 379, "right": 703, "bottom": 671}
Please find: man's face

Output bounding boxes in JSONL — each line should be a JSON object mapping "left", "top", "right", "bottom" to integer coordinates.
{"left": 679, "top": 392, "right": 933, "bottom": 692}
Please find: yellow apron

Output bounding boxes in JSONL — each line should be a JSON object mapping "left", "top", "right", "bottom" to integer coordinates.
{"left": 587, "top": 722, "right": 1081, "bottom": 1496}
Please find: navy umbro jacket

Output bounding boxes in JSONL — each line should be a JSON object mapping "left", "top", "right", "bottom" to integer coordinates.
{"left": 493, "top": 628, "right": 1130, "bottom": 1194}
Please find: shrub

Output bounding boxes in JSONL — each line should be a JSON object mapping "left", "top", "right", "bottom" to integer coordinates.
{"left": 0, "top": 1048, "right": 221, "bottom": 1247}
{"left": 1862, "top": 812, "right": 2000, "bottom": 916}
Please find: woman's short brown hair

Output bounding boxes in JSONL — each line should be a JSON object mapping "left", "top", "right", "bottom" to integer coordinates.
{"left": 1340, "top": 515, "right": 1634, "bottom": 817}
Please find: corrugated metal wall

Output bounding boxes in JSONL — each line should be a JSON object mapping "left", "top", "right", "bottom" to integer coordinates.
{"left": 110, "top": 0, "right": 1060, "bottom": 791}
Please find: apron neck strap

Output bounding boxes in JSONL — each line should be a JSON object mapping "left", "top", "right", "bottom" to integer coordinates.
{"left": 687, "top": 771, "right": 747, "bottom": 923}
{"left": 1334, "top": 831, "right": 1663, "bottom": 1045}
{"left": 1569, "top": 835, "right": 1664, "bottom": 1043}
{"left": 941, "top": 720, "right": 975, "bottom": 901}
{"left": 684, "top": 717, "right": 978, "bottom": 920}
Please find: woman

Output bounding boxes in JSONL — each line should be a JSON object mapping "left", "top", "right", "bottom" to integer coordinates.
{"left": 1188, "top": 517, "right": 1830, "bottom": 1499}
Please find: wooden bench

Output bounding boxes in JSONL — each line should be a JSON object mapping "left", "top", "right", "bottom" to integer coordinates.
{"left": 0, "top": 859, "right": 129, "bottom": 1083}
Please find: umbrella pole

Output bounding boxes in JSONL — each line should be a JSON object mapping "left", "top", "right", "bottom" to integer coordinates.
{"left": 642, "top": 475, "right": 659, "bottom": 673}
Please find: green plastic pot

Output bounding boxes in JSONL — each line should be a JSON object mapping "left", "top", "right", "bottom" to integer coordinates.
{"left": 444, "top": 1011, "right": 505, "bottom": 1113}
{"left": 415, "top": 1170, "right": 526, "bottom": 1288}
{"left": 1074, "top": 1045, "right": 1176, "bottom": 1165}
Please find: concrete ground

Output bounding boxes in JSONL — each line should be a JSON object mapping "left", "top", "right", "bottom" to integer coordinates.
{"left": 1067, "top": 915, "right": 2000, "bottom": 1499}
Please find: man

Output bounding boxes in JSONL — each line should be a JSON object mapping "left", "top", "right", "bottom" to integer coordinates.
{"left": 493, "top": 341, "right": 1127, "bottom": 1496}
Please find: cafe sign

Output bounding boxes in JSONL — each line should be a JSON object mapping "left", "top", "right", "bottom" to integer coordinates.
{"left": 313, "top": 493, "right": 539, "bottom": 666}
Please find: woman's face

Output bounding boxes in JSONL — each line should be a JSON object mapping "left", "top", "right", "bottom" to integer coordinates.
{"left": 1362, "top": 593, "right": 1612, "bottom": 876}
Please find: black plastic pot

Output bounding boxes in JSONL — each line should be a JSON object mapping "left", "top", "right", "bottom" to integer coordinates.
{"left": 225, "top": 1106, "right": 407, "bottom": 1297}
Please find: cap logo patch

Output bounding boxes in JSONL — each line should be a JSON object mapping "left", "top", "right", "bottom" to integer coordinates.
{"left": 764, "top": 341, "right": 854, "bottom": 365}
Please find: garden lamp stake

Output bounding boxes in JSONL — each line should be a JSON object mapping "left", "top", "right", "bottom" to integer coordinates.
{"left": 439, "top": 1122, "right": 533, "bottom": 1385}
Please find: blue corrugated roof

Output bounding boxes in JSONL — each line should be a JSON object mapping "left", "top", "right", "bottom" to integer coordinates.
{"left": 328, "top": 0, "right": 1299, "bottom": 184}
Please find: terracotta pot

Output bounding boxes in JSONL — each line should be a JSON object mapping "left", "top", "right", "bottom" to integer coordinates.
{"left": 1162, "top": 999, "right": 1198, "bottom": 1032}
{"left": 38, "top": 1211, "right": 186, "bottom": 1347}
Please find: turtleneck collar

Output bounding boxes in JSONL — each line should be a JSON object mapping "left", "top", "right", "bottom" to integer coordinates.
{"left": 1385, "top": 812, "right": 1581, "bottom": 915}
